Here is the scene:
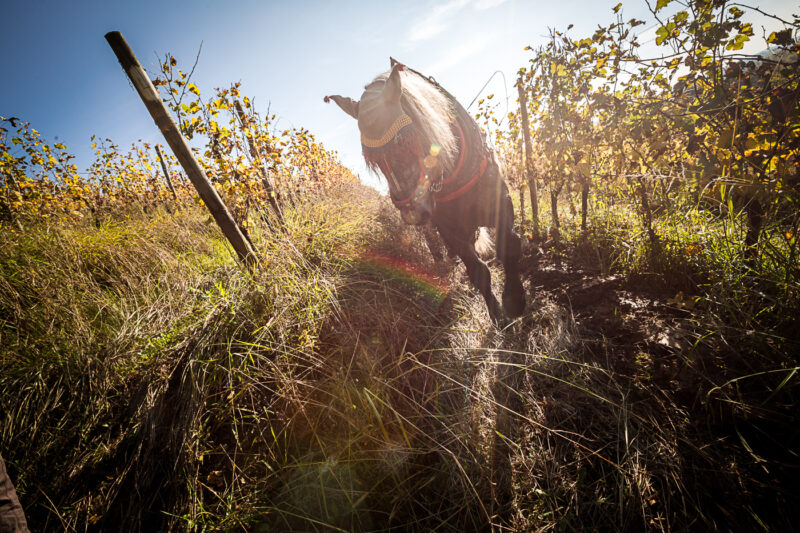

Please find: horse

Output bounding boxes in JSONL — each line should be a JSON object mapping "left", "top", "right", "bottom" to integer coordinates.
{"left": 325, "top": 58, "right": 525, "bottom": 325}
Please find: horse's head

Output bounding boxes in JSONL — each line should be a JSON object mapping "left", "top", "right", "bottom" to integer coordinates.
{"left": 326, "top": 60, "right": 451, "bottom": 226}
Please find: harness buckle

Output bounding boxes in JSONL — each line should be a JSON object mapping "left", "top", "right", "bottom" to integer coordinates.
{"left": 429, "top": 169, "right": 444, "bottom": 193}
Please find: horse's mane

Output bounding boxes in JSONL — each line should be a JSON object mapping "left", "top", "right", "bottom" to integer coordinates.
{"left": 364, "top": 70, "right": 458, "bottom": 175}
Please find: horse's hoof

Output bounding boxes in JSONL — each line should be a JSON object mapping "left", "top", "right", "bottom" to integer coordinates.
{"left": 487, "top": 300, "right": 508, "bottom": 328}
{"left": 489, "top": 308, "right": 511, "bottom": 329}
{"left": 503, "top": 292, "right": 526, "bottom": 319}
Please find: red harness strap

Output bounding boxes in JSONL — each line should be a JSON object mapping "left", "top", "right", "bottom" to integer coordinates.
{"left": 440, "top": 120, "right": 467, "bottom": 188}
{"left": 435, "top": 153, "right": 488, "bottom": 203}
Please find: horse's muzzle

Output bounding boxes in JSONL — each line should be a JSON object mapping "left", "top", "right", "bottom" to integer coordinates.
{"left": 401, "top": 205, "right": 431, "bottom": 225}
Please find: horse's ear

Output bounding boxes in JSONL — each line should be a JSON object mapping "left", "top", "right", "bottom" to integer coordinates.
{"left": 324, "top": 95, "right": 359, "bottom": 119}
{"left": 382, "top": 62, "right": 404, "bottom": 103}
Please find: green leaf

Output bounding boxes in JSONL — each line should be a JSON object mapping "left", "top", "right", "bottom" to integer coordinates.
{"left": 655, "top": 26, "right": 669, "bottom": 45}
{"left": 655, "top": 0, "right": 672, "bottom": 13}
{"left": 725, "top": 34, "right": 750, "bottom": 51}
{"left": 739, "top": 23, "right": 753, "bottom": 37}
{"left": 767, "top": 29, "right": 793, "bottom": 46}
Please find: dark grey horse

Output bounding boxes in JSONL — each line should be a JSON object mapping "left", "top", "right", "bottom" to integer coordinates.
{"left": 325, "top": 59, "right": 525, "bottom": 324}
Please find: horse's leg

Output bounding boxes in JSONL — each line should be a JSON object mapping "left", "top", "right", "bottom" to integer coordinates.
{"left": 439, "top": 227, "right": 504, "bottom": 324}
{"left": 420, "top": 223, "right": 444, "bottom": 262}
{"left": 490, "top": 183, "right": 526, "bottom": 318}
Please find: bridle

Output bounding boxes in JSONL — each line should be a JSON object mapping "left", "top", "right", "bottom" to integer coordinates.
{"left": 361, "top": 114, "right": 427, "bottom": 208}
{"left": 361, "top": 113, "right": 487, "bottom": 209}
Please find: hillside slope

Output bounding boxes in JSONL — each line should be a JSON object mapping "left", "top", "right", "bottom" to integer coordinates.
{"left": 1, "top": 182, "right": 798, "bottom": 532}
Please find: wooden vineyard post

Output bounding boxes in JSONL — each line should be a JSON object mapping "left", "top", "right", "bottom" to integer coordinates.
{"left": 105, "top": 31, "right": 257, "bottom": 266}
{"left": 518, "top": 139, "right": 526, "bottom": 233}
{"left": 580, "top": 158, "right": 590, "bottom": 234}
{"left": 155, "top": 144, "right": 179, "bottom": 205}
{"left": 581, "top": 179, "right": 589, "bottom": 233}
{"left": 518, "top": 82, "right": 540, "bottom": 239}
{"left": 232, "top": 100, "right": 285, "bottom": 227}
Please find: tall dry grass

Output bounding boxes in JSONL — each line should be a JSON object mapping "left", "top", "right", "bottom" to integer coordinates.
{"left": 1, "top": 181, "right": 798, "bottom": 531}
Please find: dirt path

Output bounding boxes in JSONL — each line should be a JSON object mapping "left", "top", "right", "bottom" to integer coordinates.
{"left": 523, "top": 258, "right": 700, "bottom": 400}
{"left": 458, "top": 246, "right": 799, "bottom": 531}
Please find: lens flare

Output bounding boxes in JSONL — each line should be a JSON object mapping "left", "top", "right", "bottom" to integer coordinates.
{"left": 358, "top": 251, "right": 448, "bottom": 302}
{"left": 424, "top": 144, "right": 441, "bottom": 169}
{"left": 423, "top": 154, "right": 438, "bottom": 169}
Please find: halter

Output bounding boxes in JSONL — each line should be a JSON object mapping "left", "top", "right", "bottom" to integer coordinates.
{"left": 361, "top": 114, "right": 487, "bottom": 209}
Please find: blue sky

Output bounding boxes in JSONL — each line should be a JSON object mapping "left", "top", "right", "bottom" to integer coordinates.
{"left": 2, "top": 0, "right": 797, "bottom": 189}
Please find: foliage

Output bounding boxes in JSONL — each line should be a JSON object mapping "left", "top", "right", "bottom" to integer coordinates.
{"left": 1, "top": 55, "right": 356, "bottom": 228}
{"left": 0, "top": 185, "right": 385, "bottom": 531}
{"left": 478, "top": 0, "right": 799, "bottom": 317}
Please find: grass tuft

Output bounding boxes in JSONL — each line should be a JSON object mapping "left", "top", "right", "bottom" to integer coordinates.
{"left": 2, "top": 181, "right": 798, "bottom": 531}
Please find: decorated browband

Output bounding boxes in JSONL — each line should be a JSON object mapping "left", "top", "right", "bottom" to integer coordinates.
{"left": 361, "top": 114, "right": 414, "bottom": 149}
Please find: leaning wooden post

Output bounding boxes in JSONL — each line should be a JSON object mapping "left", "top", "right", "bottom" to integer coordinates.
{"left": 105, "top": 31, "right": 256, "bottom": 266}
{"left": 155, "top": 144, "right": 179, "bottom": 205}
{"left": 517, "top": 82, "right": 540, "bottom": 239}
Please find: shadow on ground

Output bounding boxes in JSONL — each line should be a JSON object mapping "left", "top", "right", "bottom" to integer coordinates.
{"left": 254, "top": 234, "right": 799, "bottom": 532}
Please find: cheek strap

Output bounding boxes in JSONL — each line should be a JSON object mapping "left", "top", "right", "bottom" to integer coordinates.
{"left": 390, "top": 154, "right": 429, "bottom": 208}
